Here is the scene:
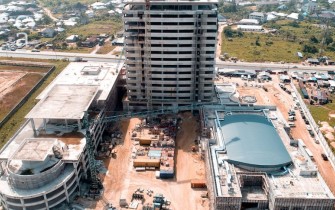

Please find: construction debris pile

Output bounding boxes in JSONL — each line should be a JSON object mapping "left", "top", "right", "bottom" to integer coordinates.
{"left": 131, "top": 116, "right": 177, "bottom": 178}
{"left": 97, "top": 126, "right": 123, "bottom": 159}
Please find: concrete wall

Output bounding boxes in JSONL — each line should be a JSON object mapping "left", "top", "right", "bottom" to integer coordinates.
{"left": 1, "top": 163, "right": 82, "bottom": 210}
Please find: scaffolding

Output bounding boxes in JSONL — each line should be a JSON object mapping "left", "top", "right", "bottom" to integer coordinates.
{"left": 194, "top": 11, "right": 202, "bottom": 102}
{"left": 145, "top": 0, "right": 152, "bottom": 110}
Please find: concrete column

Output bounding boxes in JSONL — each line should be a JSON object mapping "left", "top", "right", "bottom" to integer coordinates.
{"left": 65, "top": 119, "right": 68, "bottom": 130}
{"left": 31, "top": 119, "right": 37, "bottom": 137}
{"left": 63, "top": 182, "right": 69, "bottom": 202}
{"left": 81, "top": 156, "right": 88, "bottom": 179}
{"left": 43, "top": 194, "right": 49, "bottom": 210}
{"left": 78, "top": 119, "right": 82, "bottom": 130}
{"left": 0, "top": 161, "right": 3, "bottom": 175}
{"left": 73, "top": 163, "right": 81, "bottom": 191}
{"left": 43, "top": 119, "right": 47, "bottom": 131}
{"left": 20, "top": 198, "right": 25, "bottom": 210}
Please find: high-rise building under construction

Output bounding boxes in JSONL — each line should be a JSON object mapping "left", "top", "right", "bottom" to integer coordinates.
{"left": 123, "top": 0, "right": 218, "bottom": 111}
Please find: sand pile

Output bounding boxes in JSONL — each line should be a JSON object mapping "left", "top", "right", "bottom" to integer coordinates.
{"left": 320, "top": 121, "right": 335, "bottom": 140}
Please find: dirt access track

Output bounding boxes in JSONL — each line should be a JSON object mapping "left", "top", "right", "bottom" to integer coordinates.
{"left": 93, "top": 113, "right": 208, "bottom": 209}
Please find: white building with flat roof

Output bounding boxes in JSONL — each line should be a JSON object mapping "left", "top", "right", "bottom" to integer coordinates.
{"left": 237, "top": 25, "right": 263, "bottom": 32}
{"left": 249, "top": 12, "right": 266, "bottom": 23}
{"left": 0, "top": 62, "right": 123, "bottom": 210}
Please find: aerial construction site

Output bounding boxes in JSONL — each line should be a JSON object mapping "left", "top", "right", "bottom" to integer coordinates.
{"left": 1, "top": 0, "right": 335, "bottom": 209}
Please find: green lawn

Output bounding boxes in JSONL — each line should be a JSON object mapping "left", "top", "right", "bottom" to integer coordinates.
{"left": 96, "top": 41, "right": 115, "bottom": 54}
{"left": 66, "top": 19, "right": 122, "bottom": 38}
{"left": 221, "top": 32, "right": 302, "bottom": 62}
{"left": 222, "top": 20, "right": 335, "bottom": 62}
{"left": 307, "top": 95, "right": 335, "bottom": 128}
{"left": 0, "top": 59, "right": 69, "bottom": 149}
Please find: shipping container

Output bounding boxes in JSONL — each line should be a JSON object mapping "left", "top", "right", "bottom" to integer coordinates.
{"left": 191, "top": 179, "right": 207, "bottom": 188}
{"left": 159, "top": 170, "right": 174, "bottom": 179}
{"left": 301, "top": 88, "right": 309, "bottom": 99}
{"left": 133, "top": 159, "right": 160, "bottom": 168}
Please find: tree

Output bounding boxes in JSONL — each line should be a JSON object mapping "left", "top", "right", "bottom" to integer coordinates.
{"left": 309, "top": 35, "right": 319, "bottom": 43}
{"left": 224, "top": 27, "right": 234, "bottom": 37}
{"left": 288, "top": 21, "right": 299, "bottom": 28}
{"left": 255, "top": 36, "right": 261, "bottom": 46}
{"left": 38, "top": 14, "right": 53, "bottom": 25}
{"left": 325, "top": 36, "right": 333, "bottom": 46}
{"left": 303, "top": 45, "right": 318, "bottom": 54}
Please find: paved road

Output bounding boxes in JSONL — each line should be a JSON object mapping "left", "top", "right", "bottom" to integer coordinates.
{"left": 1, "top": 49, "right": 334, "bottom": 72}
{"left": 0, "top": 50, "right": 122, "bottom": 63}
{"left": 216, "top": 60, "right": 335, "bottom": 72}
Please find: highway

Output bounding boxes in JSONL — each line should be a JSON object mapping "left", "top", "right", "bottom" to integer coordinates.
{"left": 0, "top": 50, "right": 122, "bottom": 63}
{"left": 1, "top": 50, "right": 334, "bottom": 72}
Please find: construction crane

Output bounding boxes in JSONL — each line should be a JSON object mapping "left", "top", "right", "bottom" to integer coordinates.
{"left": 145, "top": 0, "right": 152, "bottom": 110}
{"left": 83, "top": 46, "right": 125, "bottom": 198}
{"left": 116, "top": 47, "right": 125, "bottom": 73}
{"left": 82, "top": 103, "right": 202, "bottom": 197}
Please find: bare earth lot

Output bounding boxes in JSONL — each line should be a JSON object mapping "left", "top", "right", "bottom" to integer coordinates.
{"left": 0, "top": 65, "right": 49, "bottom": 121}
{"left": 94, "top": 113, "right": 208, "bottom": 209}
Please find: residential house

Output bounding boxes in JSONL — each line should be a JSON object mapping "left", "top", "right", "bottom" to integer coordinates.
{"left": 280, "top": 75, "right": 291, "bottom": 83}
{"left": 249, "top": 12, "right": 266, "bottom": 23}
{"left": 306, "top": 58, "right": 320, "bottom": 65}
{"left": 111, "top": 37, "right": 124, "bottom": 46}
{"left": 81, "top": 36, "right": 99, "bottom": 47}
{"left": 66, "top": 34, "right": 79, "bottom": 43}
{"left": 311, "top": 90, "right": 328, "bottom": 104}
{"left": 257, "top": 72, "right": 272, "bottom": 80}
{"left": 85, "top": 10, "right": 94, "bottom": 18}
{"left": 287, "top": 13, "right": 299, "bottom": 20}
{"left": 302, "top": 1, "right": 318, "bottom": 14}
{"left": 326, "top": 60, "right": 335, "bottom": 65}
{"left": 40, "top": 28, "right": 56, "bottom": 38}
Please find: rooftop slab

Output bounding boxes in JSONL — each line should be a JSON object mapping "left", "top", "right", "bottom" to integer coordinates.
{"left": 11, "top": 138, "right": 57, "bottom": 161}
{"left": 36, "top": 62, "right": 122, "bottom": 103}
{"left": 26, "top": 84, "right": 98, "bottom": 120}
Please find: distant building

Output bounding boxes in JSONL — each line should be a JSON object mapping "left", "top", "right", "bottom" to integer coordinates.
{"left": 85, "top": 10, "right": 95, "bottom": 18}
{"left": 81, "top": 36, "right": 99, "bottom": 47}
{"left": 311, "top": 90, "right": 328, "bottom": 104}
{"left": 238, "top": 18, "right": 259, "bottom": 25}
{"left": 257, "top": 72, "right": 272, "bottom": 80}
{"left": 237, "top": 25, "right": 263, "bottom": 32}
{"left": 280, "top": 75, "right": 291, "bottom": 83}
{"left": 302, "top": 1, "right": 318, "bottom": 14}
{"left": 65, "top": 34, "right": 79, "bottom": 43}
{"left": 111, "top": 37, "right": 124, "bottom": 46}
{"left": 287, "top": 13, "right": 299, "bottom": 20}
{"left": 306, "top": 58, "right": 320, "bottom": 65}
{"left": 218, "top": 14, "right": 227, "bottom": 22}
{"left": 326, "top": 60, "right": 335, "bottom": 65}
{"left": 249, "top": 12, "right": 266, "bottom": 23}
{"left": 40, "top": 28, "right": 57, "bottom": 38}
